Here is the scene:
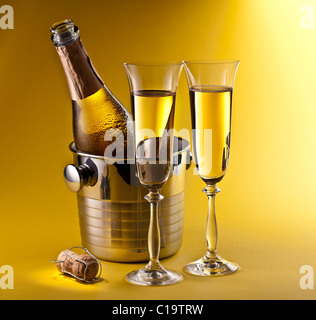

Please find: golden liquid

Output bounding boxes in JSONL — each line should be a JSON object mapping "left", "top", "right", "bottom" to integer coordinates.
{"left": 72, "top": 87, "right": 132, "bottom": 156}
{"left": 136, "top": 137, "right": 173, "bottom": 188}
{"left": 190, "top": 85, "right": 232, "bottom": 184}
{"left": 131, "top": 90, "right": 175, "bottom": 188}
{"left": 131, "top": 90, "right": 175, "bottom": 147}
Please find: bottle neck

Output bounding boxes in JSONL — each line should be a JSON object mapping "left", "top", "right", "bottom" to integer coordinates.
{"left": 50, "top": 19, "right": 80, "bottom": 47}
{"left": 51, "top": 20, "right": 103, "bottom": 101}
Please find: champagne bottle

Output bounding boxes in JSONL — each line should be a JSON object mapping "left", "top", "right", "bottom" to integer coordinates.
{"left": 50, "top": 19, "right": 132, "bottom": 156}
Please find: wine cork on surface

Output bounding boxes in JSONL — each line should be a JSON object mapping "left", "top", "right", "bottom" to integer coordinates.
{"left": 55, "top": 250, "right": 100, "bottom": 282}
{"left": 56, "top": 250, "right": 80, "bottom": 273}
{"left": 72, "top": 254, "right": 99, "bottom": 281}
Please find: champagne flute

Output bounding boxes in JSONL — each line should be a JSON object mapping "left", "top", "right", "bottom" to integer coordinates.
{"left": 183, "top": 59, "right": 239, "bottom": 276}
{"left": 124, "top": 62, "right": 183, "bottom": 286}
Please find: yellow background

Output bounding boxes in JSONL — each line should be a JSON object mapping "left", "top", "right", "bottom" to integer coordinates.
{"left": 1, "top": 0, "right": 316, "bottom": 300}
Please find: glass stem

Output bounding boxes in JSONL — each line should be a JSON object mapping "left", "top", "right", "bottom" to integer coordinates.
{"left": 144, "top": 191, "right": 164, "bottom": 270}
{"left": 203, "top": 184, "right": 221, "bottom": 259}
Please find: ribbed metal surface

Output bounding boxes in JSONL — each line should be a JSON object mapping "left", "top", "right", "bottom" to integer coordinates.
{"left": 78, "top": 192, "right": 185, "bottom": 262}
{"left": 66, "top": 138, "right": 191, "bottom": 262}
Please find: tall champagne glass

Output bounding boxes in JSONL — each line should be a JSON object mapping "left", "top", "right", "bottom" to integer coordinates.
{"left": 124, "top": 62, "right": 183, "bottom": 286}
{"left": 183, "top": 59, "right": 239, "bottom": 276}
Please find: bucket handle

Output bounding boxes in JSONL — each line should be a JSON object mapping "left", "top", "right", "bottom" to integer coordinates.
{"left": 64, "top": 163, "right": 97, "bottom": 193}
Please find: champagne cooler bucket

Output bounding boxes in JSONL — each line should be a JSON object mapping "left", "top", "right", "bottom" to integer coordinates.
{"left": 64, "top": 137, "right": 191, "bottom": 262}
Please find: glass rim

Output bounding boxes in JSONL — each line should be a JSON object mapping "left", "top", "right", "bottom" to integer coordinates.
{"left": 123, "top": 61, "right": 183, "bottom": 67}
{"left": 182, "top": 59, "right": 240, "bottom": 65}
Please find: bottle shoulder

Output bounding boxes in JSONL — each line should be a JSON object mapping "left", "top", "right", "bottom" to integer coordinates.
{"left": 74, "top": 87, "right": 132, "bottom": 119}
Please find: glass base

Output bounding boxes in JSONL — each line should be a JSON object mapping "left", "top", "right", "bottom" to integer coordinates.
{"left": 185, "top": 252, "right": 239, "bottom": 277}
{"left": 126, "top": 264, "right": 183, "bottom": 286}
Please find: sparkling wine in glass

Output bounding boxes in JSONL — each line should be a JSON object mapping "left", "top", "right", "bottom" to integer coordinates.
{"left": 184, "top": 59, "right": 240, "bottom": 276}
{"left": 124, "top": 62, "right": 183, "bottom": 286}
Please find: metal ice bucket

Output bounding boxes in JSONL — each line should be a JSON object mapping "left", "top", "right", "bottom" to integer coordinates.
{"left": 64, "top": 137, "right": 191, "bottom": 262}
